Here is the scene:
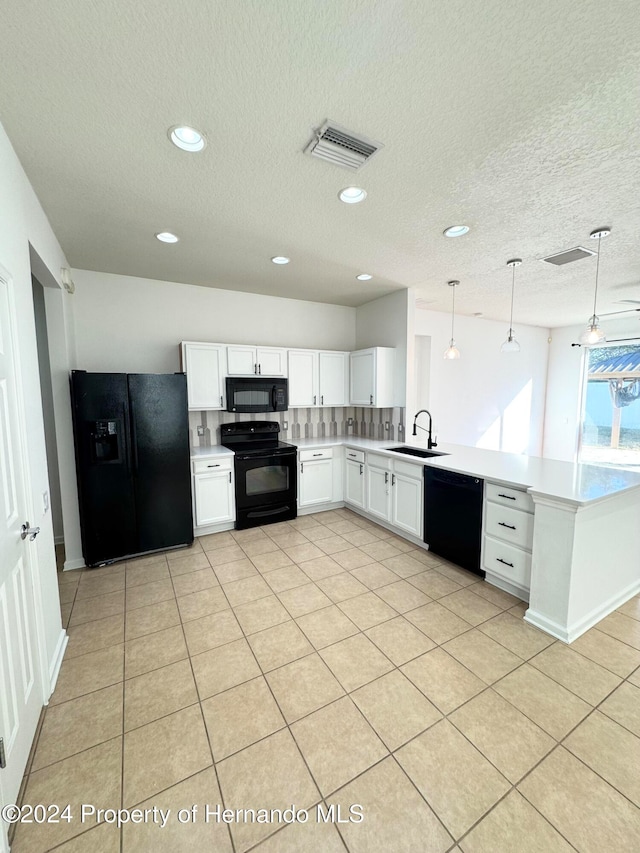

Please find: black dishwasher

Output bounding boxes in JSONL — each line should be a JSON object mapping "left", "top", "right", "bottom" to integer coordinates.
{"left": 423, "top": 468, "right": 484, "bottom": 576}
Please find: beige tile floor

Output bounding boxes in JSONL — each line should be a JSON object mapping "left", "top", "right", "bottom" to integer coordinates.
{"left": 13, "top": 510, "right": 640, "bottom": 852}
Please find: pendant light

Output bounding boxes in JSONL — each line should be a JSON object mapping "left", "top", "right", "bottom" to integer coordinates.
{"left": 501, "top": 259, "right": 522, "bottom": 353}
{"left": 580, "top": 228, "right": 611, "bottom": 345}
{"left": 443, "top": 280, "right": 461, "bottom": 359}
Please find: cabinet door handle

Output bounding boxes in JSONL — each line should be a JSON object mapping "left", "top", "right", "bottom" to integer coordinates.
{"left": 321, "top": 395, "right": 323, "bottom": 405}
{"left": 301, "top": 462, "right": 304, "bottom": 473}
{"left": 392, "top": 474, "right": 396, "bottom": 486}
{"left": 498, "top": 522, "right": 516, "bottom": 530}
{"left": 498, "top": 493, "right": 516, "bottom": 500}
{"left": 207, "top": 464, "right": 221, "bottom": 468}
{"left": 384, "top": 472, "right": 389, "bottom": 484}
{"left": 258, "top": 363, "right": 261, "bottom": 374}
{"left": 229, "top": 472, "right": 232, "bottom": 483}
{"left": 359, "top": 464, "right": 363, "bottom": 475}
{"left": 254, "top": 363, "right": 257, "bottom": 374}
{"left": 313, "top": 395, "right": 316, "bottom": 405}
{"left": 220, "top": 395, "right": 223, "bottom": 406}
{"left": 369, "top": 394, "right": 373, "bottom": 404}
{"left": 312, "top": 453, "right": 322, "bottom": 457}
{"left": 496, "top": 557, "right": 514, "bottom": 568}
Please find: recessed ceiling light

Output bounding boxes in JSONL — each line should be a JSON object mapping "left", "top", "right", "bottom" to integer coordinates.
{"left": 168, "top": 125, "right": 206, "bottom": 152}
{"left": 271, "top": 256, "right": 290, "bottom": 265}
{"left": 356, "top": 274, "right": 372, "bottom": 281}
{"left": 339, "top": 187, "right": 367, "bottom": 204}
{"left": 155, "top": 231, "right": 179, "bottom": 243}
{"left": 443, "top": 225, "right": 470, "bottom": 237}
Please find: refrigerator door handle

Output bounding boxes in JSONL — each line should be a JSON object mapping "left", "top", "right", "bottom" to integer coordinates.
{"left": 130, "top": 399, "right": 139, "bottom": 473}
{"left": 123, "top": 403, "right": 132, "bottom": 475}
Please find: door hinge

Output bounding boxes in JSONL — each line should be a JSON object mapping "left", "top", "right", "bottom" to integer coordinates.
{"left": 0, "top": 737, "right": 6, "bottom": 769}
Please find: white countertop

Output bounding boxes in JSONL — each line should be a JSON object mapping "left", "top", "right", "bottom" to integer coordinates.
{"left": 191, "top": 436, "right": 640, "bottom": 506}
{"left": 190, "top": 446, "right": 234, "bottom": 460}
{"left": 290, "top": 436, "right": 640, "bottom": 506}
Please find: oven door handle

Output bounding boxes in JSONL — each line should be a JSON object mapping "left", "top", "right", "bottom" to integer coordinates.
{"left": 271, "top": 385, "right": 277, "bottom": 411}
{"left": 236, "top": 450, "right": 295, "bottom": 461}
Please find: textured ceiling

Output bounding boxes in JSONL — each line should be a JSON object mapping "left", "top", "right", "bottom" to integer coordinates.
{"left": 1, "top": 0, "right": 639, "bottom": 326}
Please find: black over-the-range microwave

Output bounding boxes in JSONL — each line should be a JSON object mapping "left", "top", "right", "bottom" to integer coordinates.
{"left": 225, "top": 377, "right": 288, "bottom": 413}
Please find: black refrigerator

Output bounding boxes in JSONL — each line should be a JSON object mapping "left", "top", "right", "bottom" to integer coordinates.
{"left": 71, "top": 371, "right": 193, "bottom": 567}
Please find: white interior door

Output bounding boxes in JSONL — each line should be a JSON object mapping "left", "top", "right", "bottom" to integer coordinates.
{"left": 0, "top": 271, "right": 43, "bottom": 831}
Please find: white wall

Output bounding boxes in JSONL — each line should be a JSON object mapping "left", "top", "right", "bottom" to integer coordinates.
{"left": 0, "top": 121, "right": 69, "bottom": 691}
{"left": 544, "top": 314, "right": 640, "bottom": 461}
{"left": 414, "top": 308, "right": 550, "bottom": 455}
{"left": 32, "top": 277, "right": 64, "bottom": 540}
{"left": 71, "top": 269, "right": 357, "bottom": 373}
{"left": 355, "top": 289, "right": 409, "bottom": 408}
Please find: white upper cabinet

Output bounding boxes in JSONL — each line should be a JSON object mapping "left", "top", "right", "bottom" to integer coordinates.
{"left": 288, "top": 349, "right": 349, "bottom": 408}
{"left": 288, "top": 350, "right": 318, "bottom": 407}
{"left": 227, "top": 346, "right": 287, "bottom": 376}
{"left": 181, "top": 342, "right": 226, "bottom": 410}
{"left": 349, "top": 346, "right": 395, "bottom": 407}
{"left": 318, "top": 351, "right": 348, "bottom": 406}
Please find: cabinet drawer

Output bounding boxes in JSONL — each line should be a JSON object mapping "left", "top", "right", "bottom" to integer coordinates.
{"left": 486, "top": 482, "right": 534, "bottom": 514}
{"left": 483, "top": 536, "right": 531, "bottom": 589}
{"left": 192, "top": 457, "right": 233, "bottom": 474}
{"left": 485, "top": 502, "right": 534, "bottom": 550}
{"left": 393, "top": 459, "right": 423, "bottom": 479}
{"left": 367, "top": 452, "right": 391, "bottom": 470}
{"left": 299, "top": 447, "right": 334, "bottom": 462}
{"left": 345, "top": 448, "right": 365, "bottom": 463}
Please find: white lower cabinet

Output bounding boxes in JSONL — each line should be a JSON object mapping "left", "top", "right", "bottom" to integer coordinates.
{"left": 299, "top": 450, "right": 333, "bottom": 508}
{"left": 366, "top": 454, "right": 392, "bottom": 522}
{"left": 363, "top": 454, "right": 422, "bottom": 537}
{"left": 391, "top": 464, "right": 423, "bottom": 538}
{"left": 192, "top": 457, "right": 235, "bottom": 527}
{"left": 344, "top": 451, "right": 366, "bottom": 509}
{"left": 482, "top": 482, "right": 533, "bottom": 596}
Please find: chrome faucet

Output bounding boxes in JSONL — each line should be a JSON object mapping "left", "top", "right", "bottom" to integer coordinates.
{"left": 412, "top": 410, "right": 437, "bottom": 449}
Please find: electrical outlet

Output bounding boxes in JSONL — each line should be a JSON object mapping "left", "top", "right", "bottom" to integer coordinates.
{"left": 42, "top": 491, "right": 49, "bottom": 513}
{"left": 384, "top": 421, "right": 390, "bottom": 431}
{"left": 196, "top": 425, "right": 205, "bottom": 437}
{"left": 283, "top": 421, "right": 289, "bottom": 430}
{"left": 347, "top": 417, "right": 354, "bottom": 426}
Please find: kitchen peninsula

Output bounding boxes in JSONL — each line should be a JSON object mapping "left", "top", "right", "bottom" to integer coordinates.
{"left": 194, "top": 434, "right": 640, "bottom": 645}
{"left": 303, "top": 437, "right": 640, "bottom": 644}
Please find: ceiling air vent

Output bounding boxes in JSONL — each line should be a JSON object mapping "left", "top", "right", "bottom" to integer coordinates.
{"left": 304, "top": 120, "right": 383, "bottom": 171}
{"left": 541, "top": 246, "right": 596, "bottom": 266}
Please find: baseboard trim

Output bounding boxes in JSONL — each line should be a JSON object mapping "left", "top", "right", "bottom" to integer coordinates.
{"left": 48, "top": 629, "right": 68, "bottom": 700}
{"left": 63, "top": 557, "right": 86, "bottom": 571}
{"left": 298, "top": 501, "right": 345, "bottom": 515}
{"left": 526, "top": 578, "right": 640, "bottom": 644}
{"left": 484, "top": 572, "right": 530, "bottom": 602}
{"left": 195, "top": 521, "right": 235, "bottom": 537}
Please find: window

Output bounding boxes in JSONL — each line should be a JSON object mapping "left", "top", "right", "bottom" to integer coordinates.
{"left": 579, "top": 344, "right": 640, "bottom": 470}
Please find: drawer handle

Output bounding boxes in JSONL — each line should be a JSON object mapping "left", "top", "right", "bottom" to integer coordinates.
{"left": 312, "top": 453, "right": 322, "bottom": 457}
{"left": 207, "top": 464, "right": 221, "bottom": 468}
{"left": 348, "top": 453, "right": 357, "bottom": 458}
{"left": 498, "top": 493, "right": 516, "bottom": 500}
{"left": 496, "top": 557, "right": 514, "bottom": 568}
{"left": 498, "top": 522, "right": 516, "bottom": 530}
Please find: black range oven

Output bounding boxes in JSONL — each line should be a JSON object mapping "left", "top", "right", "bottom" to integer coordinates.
{"left": 221, "top": 421, "right": 297, "bottom": 529}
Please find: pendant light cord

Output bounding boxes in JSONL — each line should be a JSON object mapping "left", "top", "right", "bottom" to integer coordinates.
{"left": 451, "top": 284, "right": 456, "bottom": 341}
{"left": 592, "top": 233, "right": 602, "bottom": 319}
{"left": 509, "top": 265, "right": 515, "bottom": 335}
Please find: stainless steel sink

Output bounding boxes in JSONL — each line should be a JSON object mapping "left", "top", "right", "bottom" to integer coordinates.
{"left": 384, "top": 446, "right": 450, "bottom": 459}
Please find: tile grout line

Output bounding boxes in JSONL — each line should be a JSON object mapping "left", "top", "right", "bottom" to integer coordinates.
{"left": 48, "top": 513, "right": 640, "bottom": 851}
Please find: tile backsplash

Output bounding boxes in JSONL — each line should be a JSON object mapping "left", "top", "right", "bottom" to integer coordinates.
{"left": 189, "top": 407, "right": 406, "bottom": 448}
